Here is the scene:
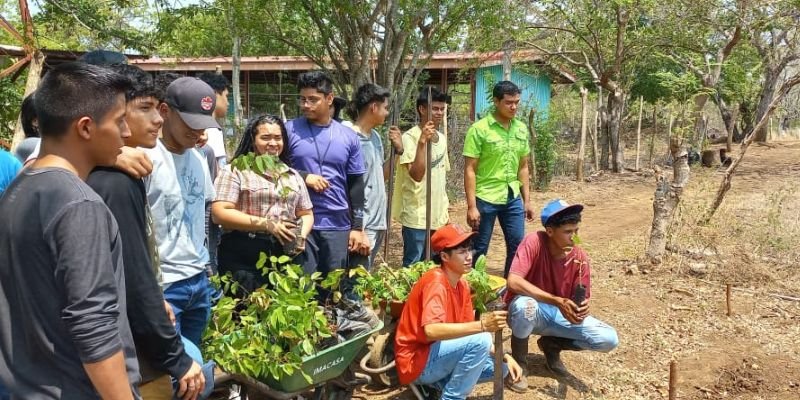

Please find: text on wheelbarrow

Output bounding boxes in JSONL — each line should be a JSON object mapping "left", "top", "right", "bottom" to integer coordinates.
{"left": 312, "top": 356, "right": 345, "bottom": 376}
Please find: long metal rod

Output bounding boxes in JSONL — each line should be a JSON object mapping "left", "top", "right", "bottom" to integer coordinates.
{"left": 424, "top": 87, "right": 433, "bottom": 261}
{"left": 383, "top": 95, "right": 400, "bottom": 263}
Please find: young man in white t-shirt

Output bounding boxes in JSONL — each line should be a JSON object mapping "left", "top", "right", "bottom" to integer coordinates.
{"left": 144, "top": 77, "right": 218, "bottom": 348}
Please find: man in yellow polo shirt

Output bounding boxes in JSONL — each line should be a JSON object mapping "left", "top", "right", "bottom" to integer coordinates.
{"left": 392, "top": 87, "right": 451, "bottom": 266}
{"left": 463, "top": 81, "right": 535, "bottom": 277}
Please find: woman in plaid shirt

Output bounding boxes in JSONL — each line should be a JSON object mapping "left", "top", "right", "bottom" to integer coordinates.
{"left": 211, "top": 115, "right": 314, "bottom": 292}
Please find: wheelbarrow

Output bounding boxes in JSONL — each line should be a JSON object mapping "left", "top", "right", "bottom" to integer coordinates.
{"left": 359, "top": 275, "right": 507, "bottom": 389}
{"left": 215, "top": 320, "right": 384, "bottom": 400}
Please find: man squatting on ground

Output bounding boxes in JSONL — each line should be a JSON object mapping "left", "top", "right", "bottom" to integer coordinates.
{"left": 394, "top": 224, "right": 523, "bottom": 400}
{"left": 505, "top": 199, "right": 619, "bottom": 391}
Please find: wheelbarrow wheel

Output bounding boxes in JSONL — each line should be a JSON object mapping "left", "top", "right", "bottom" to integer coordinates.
{"left": 369, "top": 331, "right": 399, "bottom": 387}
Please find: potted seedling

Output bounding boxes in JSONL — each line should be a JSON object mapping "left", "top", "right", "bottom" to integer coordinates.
{"left": 569, "top": 233, "right": 587, "bottom": 305}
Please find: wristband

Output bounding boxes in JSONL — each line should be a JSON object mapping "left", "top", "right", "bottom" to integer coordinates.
{"left": 480, "top": 318, "right": 485, "bottom": 332}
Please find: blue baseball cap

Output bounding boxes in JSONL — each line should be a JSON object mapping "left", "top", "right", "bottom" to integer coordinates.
{"left": 541, "top": 199, "right": 584, "bottom": 226}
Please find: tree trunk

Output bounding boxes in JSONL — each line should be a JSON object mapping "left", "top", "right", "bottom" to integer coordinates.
{"left": 528, "top": 109, "right": 537, "bottom": 188}
{"left": 502, "top": 40, "right": 514, "bottom": 81}
{"left": 576, "top": 87, "right": 588, "bottom": 181}
{"left": 666, "top": 107, "right": 674, "bottom": 158}
{"left": 725, "top": 105, "right": 739, "bottom": 153}
{"left": 648, "top": 104, "right": 657, "bottom": 167}
{"left": 739, "top": 102, "right": 754, "bottom": 141}
{"left": 592, "top": 100, "right": 600, "bottom": 171}
{"left": 598, "top": 88, "right": 610, "bottom": 169}
{"left": 607, "top": 89, "right": 625, "bottom": 172}
{"left": 691, "top": 93, "right": 709, "bottom": 147}
{"left": 231, "top": 36, "right": 243, "bottom": 133}
{"left": 716, "top": 94, "right": 739, "bottom": 152}
{"left": 752, "top": 68, "right": 781, "bottom": 142}
{"left": 635, "top": 96, "right": 643, "bottom": 170}
{"left": 646, "top": 136, "right": 690, "bottom": 263}
{"left": 11, "top": 50, "right": 43, "bottom": 152}
{"left": 704, "top": 73, "right": 800, "bottom": 222}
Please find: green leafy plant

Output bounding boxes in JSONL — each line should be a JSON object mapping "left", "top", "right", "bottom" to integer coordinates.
{"left": 353, "top": 261, "right": 436, "bottom": 309}
{"left": 203, "top": 255, "right": 343, "bottom": 383}
{"left": 533, "top": 116, "right": 558, "bottom": 191}
{"left": 465, "top": 255, "right": 500, "bottom": 314}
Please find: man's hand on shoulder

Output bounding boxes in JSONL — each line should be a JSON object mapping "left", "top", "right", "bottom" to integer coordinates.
{"left": 115, "top": 146, "right": 153, "bottom": 178}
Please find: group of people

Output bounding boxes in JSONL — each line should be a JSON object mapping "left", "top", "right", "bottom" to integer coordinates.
{"left": 0, "top": 49, "right": 619, "bottom": 400}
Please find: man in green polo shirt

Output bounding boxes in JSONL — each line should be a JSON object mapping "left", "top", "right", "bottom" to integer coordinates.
{"left": 464, "top": 81, "right": 535, "bottom": 277}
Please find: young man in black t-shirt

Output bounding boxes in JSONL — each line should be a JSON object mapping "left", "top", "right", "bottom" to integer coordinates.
{"left": 86, "top": 64, "right": 211, "bottom": 400}
{"left": 0, "top": 63, "right": 138, "bottom": 399}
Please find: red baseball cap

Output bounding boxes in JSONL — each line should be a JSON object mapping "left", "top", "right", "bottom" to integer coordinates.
{"left": 431, "top": 224, "right": 476, "bottom": 253}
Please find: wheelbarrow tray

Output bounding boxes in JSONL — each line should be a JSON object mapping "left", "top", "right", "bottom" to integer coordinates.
{"left": 233, "top": 320, "right": 384, "bottom": 394}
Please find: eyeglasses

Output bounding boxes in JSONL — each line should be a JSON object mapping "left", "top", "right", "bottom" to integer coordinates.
{"left": 297, "top": 96, "right": 323, "bottom": 106}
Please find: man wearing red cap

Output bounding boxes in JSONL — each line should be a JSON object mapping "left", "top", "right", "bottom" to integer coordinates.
{"left": 394, "top": 224, "right": 523, "bottom": 399}
{"left": 505, "top": 199, "right": 618, "bottom": 391}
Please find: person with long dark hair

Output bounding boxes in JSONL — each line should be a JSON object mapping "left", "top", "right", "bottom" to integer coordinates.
{"left": 211, "top": 115, "right": 313, "bottom": 293}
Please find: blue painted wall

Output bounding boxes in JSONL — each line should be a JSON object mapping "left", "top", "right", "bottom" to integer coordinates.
{"left": 474, "top": 65, "right": 551, "bottom": 121}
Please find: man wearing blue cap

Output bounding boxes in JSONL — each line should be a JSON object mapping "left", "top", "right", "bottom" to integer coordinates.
{"left": 503, "top": 199, "right": 618, "bottom": 390}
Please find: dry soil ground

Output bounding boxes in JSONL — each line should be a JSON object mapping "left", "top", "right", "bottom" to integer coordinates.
{"left": 359, "top": 140, "right": 800, "bottom": 399}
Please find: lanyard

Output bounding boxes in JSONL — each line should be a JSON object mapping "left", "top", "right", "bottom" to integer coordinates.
{"left": 306, "top": 119, "right": 334, "bottom": 175}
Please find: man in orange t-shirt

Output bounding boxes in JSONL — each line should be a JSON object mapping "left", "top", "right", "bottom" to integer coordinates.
{"left": 394, "top": 224, "right": 523, "bottom": 399}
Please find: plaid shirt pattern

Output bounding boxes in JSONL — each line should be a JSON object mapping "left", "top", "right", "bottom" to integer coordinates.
{"left": 214, "top": 166, "right": 312, "bottom": 221}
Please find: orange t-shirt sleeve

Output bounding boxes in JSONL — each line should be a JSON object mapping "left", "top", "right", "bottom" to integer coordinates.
{"left": 420, "top": 281, "right": 448, "bottom": 327}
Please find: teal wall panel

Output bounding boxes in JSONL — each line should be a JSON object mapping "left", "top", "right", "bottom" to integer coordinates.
{"left": 474, "top": 65, "right": 551, "bottom": 121}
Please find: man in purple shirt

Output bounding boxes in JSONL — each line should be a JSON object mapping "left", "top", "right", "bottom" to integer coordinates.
{"left": 286, "top": 71, "right": 370, "bottom": 281}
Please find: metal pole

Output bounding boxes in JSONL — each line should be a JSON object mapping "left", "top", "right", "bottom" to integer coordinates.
{"left": 424, "top": 87, "right": 433, "bottom": 261}
{"left": 383, "top": 96, "right": 400, "bottom": 263}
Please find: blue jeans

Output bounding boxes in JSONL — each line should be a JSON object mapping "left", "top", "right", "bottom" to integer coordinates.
{"left": 306, "top": 230, "right": 364, "bottom": 301}
{"left": 174, "top": 337, "right": 215, "bottom": 400}
{"left": 401, "top": 226, "right": 436, "bottom": 267}
{"left": 415, "top": 333, "right": 507, "bottom": 400}
{"left": 163, "top": 272, "right": 211, "bottom": 348}
{"left": 474, "top": 190, "right": 525, "bottom": 277}
{"left": 508, "top": 295, "right": 619, "bottom": 352}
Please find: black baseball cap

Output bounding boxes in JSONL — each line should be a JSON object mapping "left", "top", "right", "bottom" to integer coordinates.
{"left": 165, "top": 77, "right": 221, "bottom": 130}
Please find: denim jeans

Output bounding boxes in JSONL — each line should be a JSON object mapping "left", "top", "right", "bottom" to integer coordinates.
{"left": 365, "top": 229, "right": 385, "bottom": 270}
{"left": 401, "top": 226, "right": 436, "bottom": 267}
{"left": 306, "top": 230, "right": 364, "bottom": 302}
{"left": 163, "top": 272, "right": 211, "bottom": 348}
{"left": 508, "top": 295, "right": 619, "bottom": 352}
{"left": 415, "top": 332, "right": 507, "bottom": 400}
{"left": 474, "top": 189, "right": 525, "bottom": 277}
{"left": 174, "top": 337, "right": 215, "bottom": 400}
